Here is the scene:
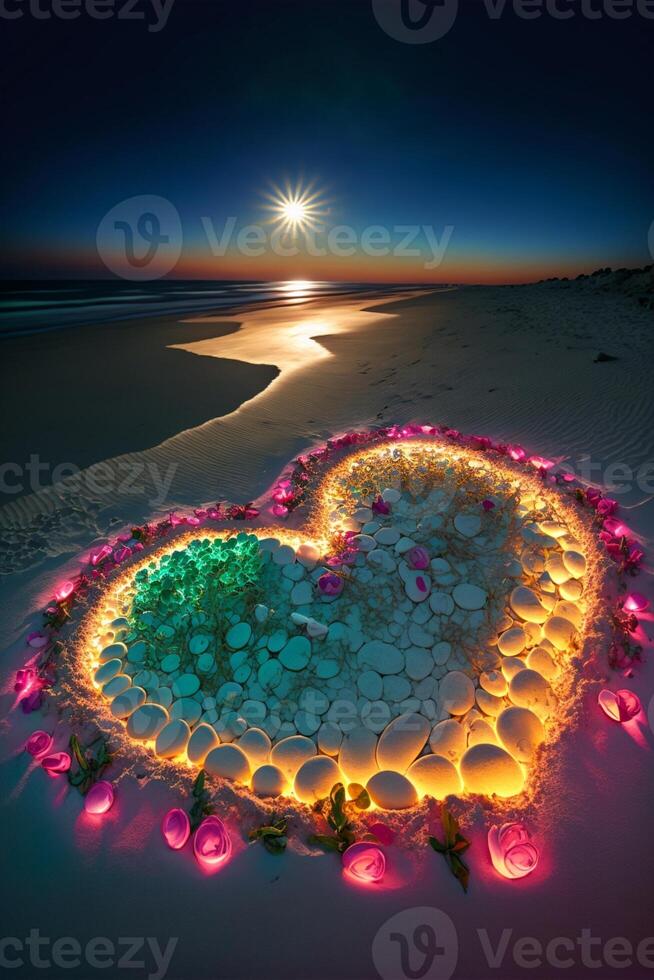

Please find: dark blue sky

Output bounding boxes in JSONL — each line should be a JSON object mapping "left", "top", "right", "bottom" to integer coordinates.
{"left": 2, "top": 0, "right": 653, "bottom": 281}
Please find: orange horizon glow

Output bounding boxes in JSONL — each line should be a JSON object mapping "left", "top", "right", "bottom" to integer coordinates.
{"left": 4, "top": 243, "right": 648, "bottom": 287}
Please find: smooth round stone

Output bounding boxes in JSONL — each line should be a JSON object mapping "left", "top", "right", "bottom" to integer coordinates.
{"left": 509, "top": 669, "right": 554, "bottom": 719}
{"left": 316, "top": 659, "right": 339, "bottom": 679}
{"left": 542, "top": 616, "right": 576, "bottom": 651}
{"left": 357, "top": 640, "right": 404, "bottom": 675}
{"left": 102, "top": 674, "right": 131, "bottom": 698}
{"left": 297, "top": 543, "right": 320, "bottom": 567}
{"left": 496, "top": 706, "right": 545, "bottom": 763}
{"left": 476, "top": 689, "right": 504, "bottom": 716}
{"left": 501, "top": 657, "right": 526, "bottom": 681}
{"left": 295, "top": 709, "right": 321, "bottom": 737}
{"left": 126, "top": 641, "right": 147, "bottom": 664}
{"left": 405, "top": 648, "right": 434, "bottom": 681}
{"left": 559, "top": 579, "right": 583, "bottom": 601}
{"left": 432, "top": 642, "right": 452, "bottom": 666}
{"left": 382, "top": 487, "right": 401, "bottom": 503}
{"left": 562, "top": 550, "right": 586, "bottom": 578}
{"left": 552, "top": 600, "right": 583, "bottom": 630}
{"left": 405, "top": 571, "right": 431, "bottom": 603}
{"left": 189, "top": 634, "right": 211, "bottom": 655}
{"left": 160, "top": 654, "right": 180, "bottom": 674}
{"left": 94, "top": 659, "right": 122, "bottom": 686}
{"left": 384, "top": 675, "right": 412, "bottom": 702}
{"left": 172, "top": 674, "right": 200, "bottom": 698}
{"left": 272, "top": 544, "right": 296, "bottom": 565}
{"left": 375, "top": 526, "right": 401, "bottom": 546}
{"left": 480, "top": 670, "right": 507, "bottom": 697}
{"left": 353, "top": 533, "right": 376, "bottom": 552}
{"left": 205, "top": 744, "right": 251, "bottom": 783}
{"left": 454, "top": 513, "right": 482, "bottom": 538}
{"left": 294, "top": 755, "right": 341, "bottom": 804}
{"left": 317, "top": 722, "right": 343, "bottom": 756}
{"left": 460, "top": 743, "right": 525, "bottom": 798}
{"left": 291, "top": 581, "right": 313, "bottom": 605}
{"left": 170, "top": 697, "right": 202, "bottom": 725}
{"left": 438, "top": 671, "right": 475, "bottom": 715}
{"left": 197, "top": 653, "right": 216, "bottom": 674}
{"left": 100, "top": 641, "right": 128, "bottom": 663}
{"left": 187, "top": 723, "right": 220, "bottom": 765}
{"left": 267, "top": 630, "right": 288, "bottom": 653}
{"left": 134, "top": 669, "right": 158, "bottom": 692}
{"left": 155, "top": 719, "right": 191, "bottom": 758}
{"left": 251, "top": 764, "right": 288, "bottom": 798}
{"left": 361, "top": 700, "right": 392, "bottom": 734}
{"left": 367, "top": 770, "right": 418, "bottom": 810}
{"left": 510, "top": 586, "right": 549, "bottom": 624}
{"left": 408, "top": 623, "right": 432, "bottom": 648}
{"left": 226, "top": 622, "right": 252, "bottom": 650}
{"left": 339, "top": 726, "right": 379, "bottom": 784}
{"left": 217, "top": 681, "right": 243, "bottom": 704}
{"left": 279, "top": 635, "right": 311, "bottom": 671}
{"left": 111, "top": 686, "right": 146, "bottom": 719}
{"left": 429, "top": 719, "right": 468, "bottom": 763}
{"left": 358, "top": 670, "right": 383, "bottom": 700}
{"left": 155, "top": 686, "right": 173, "bottom": 708}
{"left": 237, "top": 728, "right": 271, "bottom": 768}
{"left": 467, "top": 719, "right": 498, "bottom": 746}
{"left": 526, "top": 646, "right": 559, "bottom": 680}
{"left": 127, "top": 703, "right": 169, "bottom": 740}
{"left": 376, "top": 712, "right": 430, "bottom": 772}
{"left": 429, "top": 592, "right": 455, "bottom": 616}
{"left": 545, "top": 555, "right": 571, "bottom": 585}
{"left": 407, "top": 754, "right": 462, "bottom": 799}
{"left": 270, "top": 735, "right": 316, "bottom": 781}
{"left": 258, "top": 659, "right": 283, "bottom": 689}
{"left": 452, "top": 583, "right": 487, "bottom": 611}
{"left": 497, "top": 627, "right": 527, "bottom": 658}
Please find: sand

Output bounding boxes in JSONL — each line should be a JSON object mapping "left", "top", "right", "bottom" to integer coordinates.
{"left": 1, "top": 283, "right": 653, "bottom": 980}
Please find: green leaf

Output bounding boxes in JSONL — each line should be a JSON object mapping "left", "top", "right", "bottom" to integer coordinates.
{"left": 351, "top": 787, "right": 371, "bottom": 810}
{"left": 441, "top": 807, "right": 458, "bottom": 848}
{"left": 69, "top": 735, "right": 89, "bottom": 772}
{"left": 449, "top": 853, "right": 470, "bottom": 893}
{"left": 429, "top": 835, "right": 447, "bottom": 854}
{"left": 308, "top": 834, "right": 343, "bottom": 853}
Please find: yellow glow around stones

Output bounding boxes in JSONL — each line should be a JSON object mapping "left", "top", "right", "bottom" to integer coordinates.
{"left": 77, "top": 439, "right": 605, "bottom": 811}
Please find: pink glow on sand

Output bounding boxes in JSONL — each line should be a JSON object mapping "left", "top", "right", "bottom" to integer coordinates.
{"left": 25, "top": 731, "right": 54, "bottom": 758}
{"left": 54, "top": 581, "right": 75, "bottom": 602}
{"left": 624, "top": 592, "right": 649, "bottom": 613}
{"left": 41, "top": 752, "right": 71, "bottom": 776}
{"left": 598, "top": 689, "right": 642, "bottom": 723}
{"left": 342, "top": 843, "right": 386, "bottom": 885}
{"left": 193, "top": 816, "right": 232, "bottom": 873}
{"left": 488, "top": 823, "right": 539, "bottom": 880}
{"left": 162, "top": 808, "right": 191, "bottom": 850}
{"left": 84, "top": 781, "right": 115, "bottom": 815}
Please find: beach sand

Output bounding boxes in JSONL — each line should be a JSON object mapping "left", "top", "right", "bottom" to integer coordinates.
{"left": 1, "top": 282, "right": 653, "bottom": 979}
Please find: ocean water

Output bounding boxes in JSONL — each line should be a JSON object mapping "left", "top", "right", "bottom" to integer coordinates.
{"left": 0, "top": 279, "right": 413, "bottom": 336}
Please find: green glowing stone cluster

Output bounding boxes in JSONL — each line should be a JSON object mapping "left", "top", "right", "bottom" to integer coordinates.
{"left": 128, "top": 534, "right": 262, "bottom": 675}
